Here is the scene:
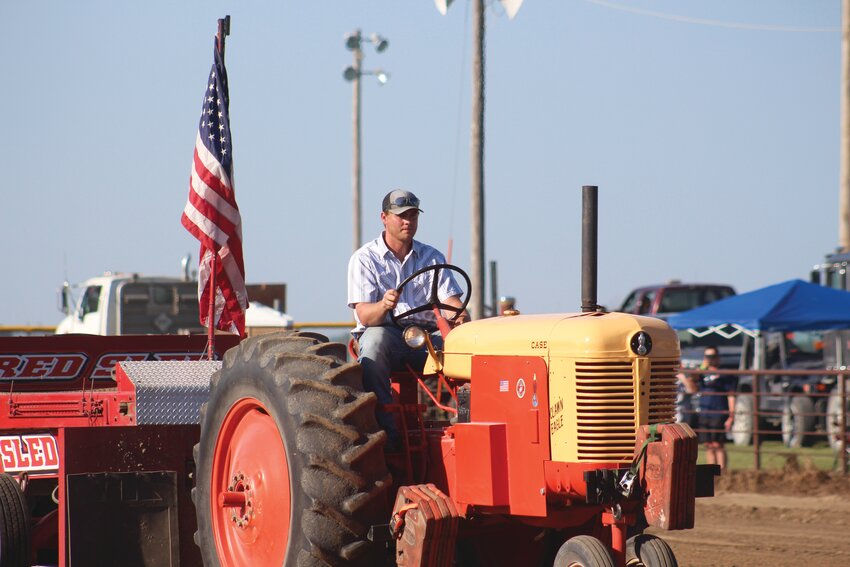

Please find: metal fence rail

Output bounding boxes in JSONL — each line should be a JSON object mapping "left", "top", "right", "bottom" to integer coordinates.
{"left": 679, "top": 368, "right": 849, "bottom": 474}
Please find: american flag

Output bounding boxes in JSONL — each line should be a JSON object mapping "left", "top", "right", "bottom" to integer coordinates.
{"left": 181, "top": 39, "right": 247, "bottom": 336}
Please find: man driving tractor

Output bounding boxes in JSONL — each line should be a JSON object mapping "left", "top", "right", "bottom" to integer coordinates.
{"left": 347, "top": 189, "right": 470, "bottom": 447}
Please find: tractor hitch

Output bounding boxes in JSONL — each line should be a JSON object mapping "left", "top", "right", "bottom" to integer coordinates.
{"left": 584, "top": 467, "right": 634, "bottom": 506}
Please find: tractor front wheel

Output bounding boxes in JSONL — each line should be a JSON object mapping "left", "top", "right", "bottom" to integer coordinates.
{"left": 553, "top": 535, "right": 615, "bottom": 567}
{"left": 625, "top": 534, "right": 677, "bottom": 567}
{"left": 193, "top": 332, "right": 391, "bottom": 566}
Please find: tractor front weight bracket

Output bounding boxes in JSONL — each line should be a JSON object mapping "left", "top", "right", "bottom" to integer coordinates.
{"left": 584, "top": 467, "right": 634, "bottom": 506}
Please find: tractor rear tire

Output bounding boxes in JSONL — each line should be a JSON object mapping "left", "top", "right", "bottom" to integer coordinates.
{"left": 553, "top": 535, "right": 615, "bottom": 567}
{"left": 781, "top": 396, "right": 815, "bottom": 448}
{"left": 193, "top": 331, "right": 391, "bottom": 567}
{"left": 625, "top": 534, "right": 677, "bottom": 567}
{"left": 0, "top": 473, "right": 30, "bottom": 567}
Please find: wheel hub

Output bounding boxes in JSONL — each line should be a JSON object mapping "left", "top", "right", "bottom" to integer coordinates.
{"left": 219, "top": 472, "right": 255, "bottom": 528}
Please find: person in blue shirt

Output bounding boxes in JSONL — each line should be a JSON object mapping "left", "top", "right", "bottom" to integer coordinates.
{"left": 689, "top": 347, "right": 736, "bottom": 470}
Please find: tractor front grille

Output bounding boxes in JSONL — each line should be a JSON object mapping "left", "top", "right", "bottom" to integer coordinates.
{"left": 649, "top": 359, "right": 678, "bottom": 424}
{"left": 574, "top": 361, "right": 635, "bottom": 461}
{"left": 573, "top": 358, "right": 678, "bottom": 462}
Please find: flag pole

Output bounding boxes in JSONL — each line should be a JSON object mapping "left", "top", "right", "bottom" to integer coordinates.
{"left": 206, "top": 15, "right": 230, "bottom": 361}
{"left": 207, "top": 253, "right": 216, "bottom": 360}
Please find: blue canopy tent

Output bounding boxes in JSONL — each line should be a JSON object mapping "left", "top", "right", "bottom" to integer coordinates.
{"left": 667, "top": 279, "right": 850, "bottom": 447}
{"left": 667, "top": 279, "right": 850, "bottom": 333}
{"left": 668, "top": 278, "right": 850, "bottom": 373}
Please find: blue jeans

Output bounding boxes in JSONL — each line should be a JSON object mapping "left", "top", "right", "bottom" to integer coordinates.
{"left": 357, "top": 326, "right": 443, "bottom": 445}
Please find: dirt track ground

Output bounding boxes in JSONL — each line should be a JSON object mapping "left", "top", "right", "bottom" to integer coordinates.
{"left": 645, "top": 467, "right": 850, "bottom": 567}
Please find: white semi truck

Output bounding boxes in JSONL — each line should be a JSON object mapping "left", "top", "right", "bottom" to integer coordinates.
{"left": 57, "top": 271, "right": 293, "bottom": 336}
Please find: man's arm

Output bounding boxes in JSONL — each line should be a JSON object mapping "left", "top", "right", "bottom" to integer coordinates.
{"left": 354, "top": 289, "right": 400, "bottom": 327}
{"left": 678, "top": 372, "right": 698, "bottom": 394}
{"left": 442, "top": 295, "right": 470, "bottom": 325}
{"left": 348, "top": 249, "right": 391, "bottom": 327}
{"left": 725, "top": 392, "right": 736, "bottom": 432}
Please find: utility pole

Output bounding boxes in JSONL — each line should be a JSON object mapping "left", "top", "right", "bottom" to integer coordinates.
{"left": 437, "top": 0, "right": 521, "bottom": 319}
{"left": 471, "top": 0, "right": 485, "bottom": 320}
{"left": 344, "top": 31, "right": 389, "bottom": 253}
{"left": 351, "top": 31, "right": 363, "bottom": 252}
{"left": 841, "top": 0, "right": 850, "bottom": 251}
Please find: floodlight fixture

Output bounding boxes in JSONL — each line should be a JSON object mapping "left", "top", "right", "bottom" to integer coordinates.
{"left": 345, "top": 33, "right": 360, "bottom": 51}
{"left": 370, "top": 33, "right": 389, "bottom": 53}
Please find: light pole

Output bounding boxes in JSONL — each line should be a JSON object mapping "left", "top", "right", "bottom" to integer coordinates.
{"left": 344, "top": 30, "right": 389, "bottom": 252}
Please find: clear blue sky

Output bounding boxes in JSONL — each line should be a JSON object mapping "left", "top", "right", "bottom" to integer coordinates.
{"left": 2, "top": 1, "right": 840, "bottom": 326}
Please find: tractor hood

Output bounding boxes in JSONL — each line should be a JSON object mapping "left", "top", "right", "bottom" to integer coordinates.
{"left": 426, "top": 311, "right": 680, "bottom": 379}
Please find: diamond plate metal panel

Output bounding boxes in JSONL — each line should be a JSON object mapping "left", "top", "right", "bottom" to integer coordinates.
{"left": 119, "top": 361, "right": 222, "bottom": 425}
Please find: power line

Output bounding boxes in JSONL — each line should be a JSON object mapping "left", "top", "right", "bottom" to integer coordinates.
{"left": 582, "top": 0, "right": 839, "bottom": 33}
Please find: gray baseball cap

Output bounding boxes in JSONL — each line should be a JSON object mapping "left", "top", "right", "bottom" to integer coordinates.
{"left": 382, "top": 189, "right": 423, "bottom": 215}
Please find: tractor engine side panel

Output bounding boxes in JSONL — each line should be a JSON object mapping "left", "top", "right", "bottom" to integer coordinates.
{"left": 458, "top": 355, "right": 550, "bottom": 517}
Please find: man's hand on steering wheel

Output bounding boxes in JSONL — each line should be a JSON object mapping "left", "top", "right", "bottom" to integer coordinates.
{"left": 390, "top": 264, "right": 472, "bottom": 328}
{"left": 381, "top": 289, "right": 400, "bottom": 313}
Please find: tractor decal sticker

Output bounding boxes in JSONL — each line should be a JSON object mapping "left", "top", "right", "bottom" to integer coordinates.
{"left": 0, "top": 433, "right": 59, "bottom": 473}
{"left": 0, "top": 353, "right": 88, "bottom": 380}
{"left": 499, "top": 379, "right": 509, "bottom": 392}
{"left": 532, "top": 373, "right": 539, "bottom": 407}
{"left": 550, "top": 396, "right": 564, "bottom": 433}
{"left": 516, "top": 377, "right": 526, "bottom": 399}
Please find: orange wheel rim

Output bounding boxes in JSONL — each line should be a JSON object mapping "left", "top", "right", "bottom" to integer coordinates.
{"left": 210, "top": 397, "right": 291, "bottom": 566}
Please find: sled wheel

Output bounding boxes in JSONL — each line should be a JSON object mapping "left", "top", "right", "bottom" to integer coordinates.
{"left": 0, "top": 473, "right": 30, "bottom": 567}
{"left": 625, "top": 534, "right": 677, "bottom": 567}
{"left": 781, "top": 396, "right": 815, "bottom": 448}
{"left": 554, "top": 535, "right": 615, "bottom": 567}
{"left": 193, "top": 331, "right": 391, "bottom": 567}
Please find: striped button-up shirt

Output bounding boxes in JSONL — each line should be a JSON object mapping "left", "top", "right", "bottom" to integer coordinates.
{"left": 347, "top": 233, "right": 462, "bottom": 336}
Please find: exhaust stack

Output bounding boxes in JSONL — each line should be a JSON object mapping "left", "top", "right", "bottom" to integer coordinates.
{"left": 581, "top": 185, "right": 599, "bottom": 313}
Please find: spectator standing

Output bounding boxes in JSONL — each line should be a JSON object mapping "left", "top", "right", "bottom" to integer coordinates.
{"left": 695, "top": 347, "right": 736, "bottom": 470}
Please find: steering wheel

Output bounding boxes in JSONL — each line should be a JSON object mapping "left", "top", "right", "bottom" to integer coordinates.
{"left": 391, "top": 264, "right": 472, "bottom": 326}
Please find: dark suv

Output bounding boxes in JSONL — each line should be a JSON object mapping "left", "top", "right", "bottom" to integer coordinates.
{"left": 619, "top": 282, "right": 736, "bottom": 319}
